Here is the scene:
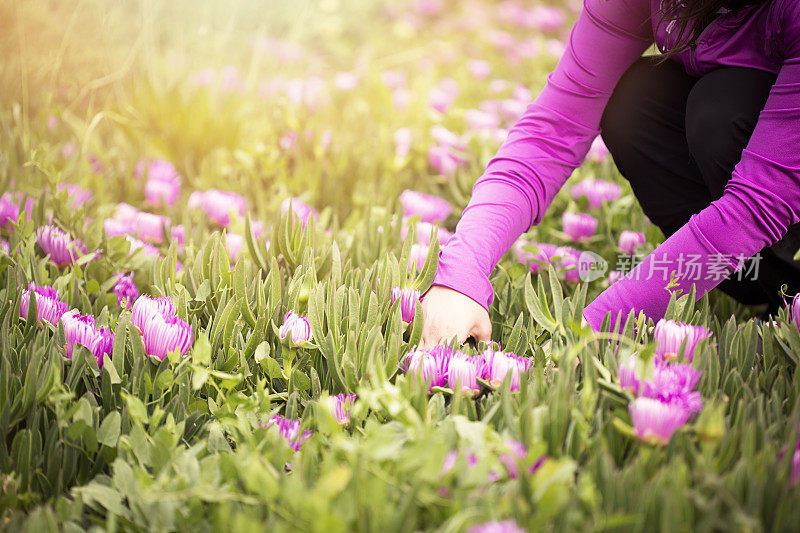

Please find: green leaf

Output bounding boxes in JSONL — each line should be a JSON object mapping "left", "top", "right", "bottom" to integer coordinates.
{"left": 98, "top": 411, "right": 121, "bottom": 447}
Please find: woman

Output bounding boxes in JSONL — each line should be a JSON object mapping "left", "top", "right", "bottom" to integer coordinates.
{"left": 420, "top": 0, "right": 800, "bottom": 347}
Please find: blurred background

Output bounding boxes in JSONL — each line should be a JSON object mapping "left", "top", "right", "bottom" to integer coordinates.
{"left": 1, "top": 0, "right": 584, "bottom": 225}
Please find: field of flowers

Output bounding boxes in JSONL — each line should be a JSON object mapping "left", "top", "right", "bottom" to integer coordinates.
{"left": 2, "top": 0, "right": 800, "bottom": 531}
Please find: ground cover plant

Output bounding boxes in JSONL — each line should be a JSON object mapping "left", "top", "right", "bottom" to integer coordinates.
{"left": 2, "top": 0, "right": 800, "bottom": 531}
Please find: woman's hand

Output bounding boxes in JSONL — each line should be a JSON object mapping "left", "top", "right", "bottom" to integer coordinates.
{"left": 419, "top": 285, "right": 491, "bottom": 350}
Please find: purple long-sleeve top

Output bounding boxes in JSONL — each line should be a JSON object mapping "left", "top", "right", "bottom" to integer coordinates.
{"left": 431, "top": 0, "right": 800, "bottom": 332}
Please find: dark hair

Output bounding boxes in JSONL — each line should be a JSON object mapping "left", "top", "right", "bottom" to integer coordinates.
{"left": 656, "top": 0, "right": 765, "bottom": 58}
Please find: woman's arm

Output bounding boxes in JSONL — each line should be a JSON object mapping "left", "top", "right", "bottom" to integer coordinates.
{"left": 584, "top": 0, "right": 800, "bottom": 331}
{"left": 430, "top": 0, "right": 653, "bottom": 312}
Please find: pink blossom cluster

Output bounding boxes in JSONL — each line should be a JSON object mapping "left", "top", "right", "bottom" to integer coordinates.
{"left": 404, "top": 345, "right": 532, "bottom": 395}
{"left": 57, "top": 183, "right": 92, "bottom": 208}
{"left": 19, "top": 282, "right": 114, "bottom": 368}
{"left": 131, "top": 295, "right": 194, "bottom": 360}
{"left": 112, "top": 273, "right": 140, "bottom": 310}
{"left": 621, "top": 319, "right": 713, "bottom": 445}
{"left": 104, "top": 203, "right": 172, "bottom": 243}
{"left": 562, "top": 212, "right": 598, "bottom": 242}
{"left": 280, "top": 197, "right": 318, "bottom": 229}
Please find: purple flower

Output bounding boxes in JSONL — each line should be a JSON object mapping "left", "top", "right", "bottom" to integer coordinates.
{"left": 36, "top": 225, "right": 87, "bottom": 267}
{"left": 653, "top": 319, "right": 713, "bottom": 362}
{"left": 792, "top": 294, "right": 800, "bottom": 333}
{"left": 629, "top": 397, "right": 690, "bottom": 445}
{"left": 125, "top": 236, "right": 160, "bottom": 258}
{"left": 467, "top": 520, "right": 526, "bottom": 533}
{"left": 280, "top": 197, "right": 317, "bottom": 228}
{"left": 447, "top": 354, "right": 481, "bottom": 397}
{"left": 480, "top": 349, "right": 531, "bottom": 392}
{"left": 391, "top": 286, "right": 420, "bottom": 323}
{"left": 19, "top": 283, "right": 69, "bottom": 325}
{"left": 279, "top": 310, "right": 312, "bottom": 346}
{"left": 112, "top": 273, "right": 139, "bottom": 310}
{"left": 618, "top": 230, "right": 646, "bottom": 254}
{"left": 562, "top": 212, "right": 597, "bottom": 242}
{"left": 141, "top": 314, "right": 194, "bottom": 360}
{"left": 404, "top": 345, "right": 453, "bottom": 390}
{"left": 399, "top": 190, "right": 452, "bottom": 224}
{"left": 428, "top": 145, "right": 465, "bottom": 177}
{"left": 144, "top": 175, "right": 181, "bottom": 208}
{"left": 325, "top": 394, "right": 357, "bottom": 425}
{"left": 262, "top": 415, "right": 313, "bottom": 451}
{"left": 188, "top": 189, "right": 247, "bottom": 227}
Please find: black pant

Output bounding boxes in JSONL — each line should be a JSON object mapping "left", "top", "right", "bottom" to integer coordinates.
{"left": 600, "top": 56, "right": 800, "bottom": 315}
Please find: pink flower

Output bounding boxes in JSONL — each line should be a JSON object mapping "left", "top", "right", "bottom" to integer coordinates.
{"left": 653, "top": 319, "right": 713, "bottom": 362}
{"left": 392, "top": 88, "right": 412, "bottom": 111}
{"left": 394, "top": 128, "right": 413, "bottom": 160}
{"left": 112, "top": 273, "right": 139, "bottom": 310}
{"left": 36, "top": 226, "right": 87, "bottom": 267}
{"left": 144, "top": 172, "right": 181, "bottom": 208}
{"left": 467, "top": 59, "right": 492, "bottom": 79}
{"left": 279, "top": 310, "right": 312, "bottom": 346}
{"left": 333, "top": 71, "right": 359, "bottom": 91}
{"left": 58, "top": 183, "right": 91, "bottom": 208}
{"left": 480, "top": 349, "right": 531, "bottom": 392}
{"left": 618, "top": 231, "right": 646, "bottom": 254}
{"left": 428, "top": 145, "right": 464, "bottom": 177}
{"left": 134, "top": 212, "right": 170, "bottom": 243}
{"left": 464, "top": 109, "right": 500, "bottom": 132}
{"left": 587, "top": 135, "right": 610, "bottom": 162}
{"left": 381, "top": 69, "right": 407, "bottom": 89}
{"left": 189, "top": 189, "right": 247, "bottom": 227}
{"left": 60, "top": 310, "right": 113, "bottom": 368}
{"left": 608, "top": 270, "right": 624, "bottom": 285}
{"left": 554, "top": 246, "right": 583, "bottom": 282}
{"left": 226, "top": 233, "right": 245, "bottom": 262}
{"left": 618, "top": 354, "right": 641, "bottom": 394}
{"left": 408, "top": 244, "right": 429, "bottom": 273}
{"left": 642, "top": 361, "right": 703, "bottom": 415}
{"left": 280, "top": 197, "right": 317, "bottom": 228}
{"left": 1, "top": 193, "right": 19, "bottom": 226}
{"left": 513, "top": 241, "right": 558, "bottom": 273}
{"left": 447, "top": 354, "right": 481, "bottom": 397}
{"left": 467, "top": 520, "right": 525, "bottom": 533}
{"left": 399, "top": 190, "right": 452, "bottom": 224}
{"left": 261, "top": 415, "right": 312, "bottom": 451}
{"left": 131, "top": 295, "right": 176, "bottom": 333}
{"left": 792, "top": 294, "right": 800, "bottom": 333}
{"left": 279, "top": 131, "right": 297, "bottom": 151}
{"left": 20, "top": 283, "right": 69, "bottom": 326}
{"left": 629, "top": 397, "right": 690, "bottom": 445}
{"left": 391, "top": 286, "right": 420, "bottom": 323}
{"left": 325, "top": 394, "right": 357, "bottom": 425}
{"left": 141, "top": 314, "right": 194, "bottom": 360}
{"left": 562, "top": 212, "right": 597, "bottom": 242}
